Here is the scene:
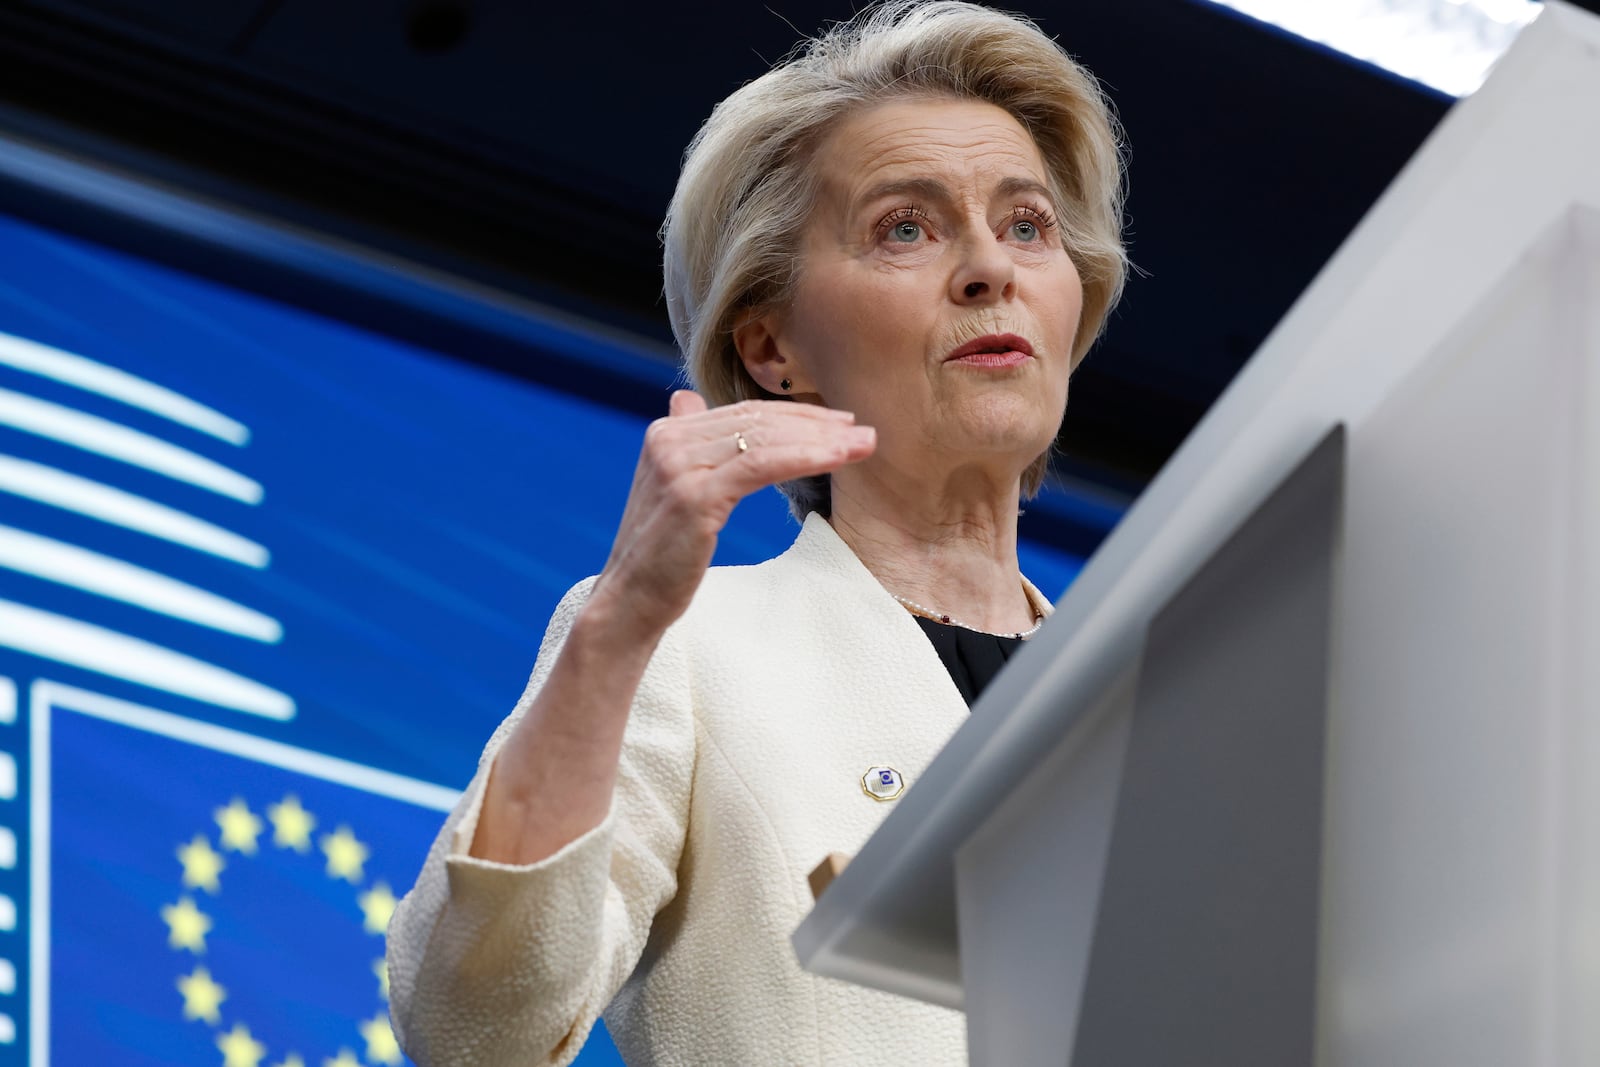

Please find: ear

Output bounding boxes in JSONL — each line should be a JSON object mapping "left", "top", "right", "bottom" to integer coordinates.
{"left": 732, "top": 308, "right": 808, "bottom": 397}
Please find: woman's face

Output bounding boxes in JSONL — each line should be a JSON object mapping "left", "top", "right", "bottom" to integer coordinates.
{"left": 745, "top": 97, "right": 1084, "bottom": 490}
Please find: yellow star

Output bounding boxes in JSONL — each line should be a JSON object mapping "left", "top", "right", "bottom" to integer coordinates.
{"left": 270, "top": 1056, "right": 305, "bottom": 1067}
{"left": 176, "top": 964, "right": 226, "bottom": 1023}
{"left": 267, "top": 794, "right": 317, "bottom": 853}
{"left": 319, "top": 825, "right": 369, "bottom": 884}
{"left": 372, "top": 957, "right": 389, "bottom": 1001}
{"left": 176, "top": 834, "right": 226, "bottom": 894}
{"left": 216, "top": 1021, "right": 267, "bottom": 1067}
{"left": 359, "top": 1014, "right": 403, "bottom": 1066}
{"left": 161, "top": 896, "right": 213, "bottom": 953}
{"left": 322, "top": 1049, "right": 361, "bottom": 1067}
{"left": 215, "top": 798, "right": 265, "bottom": 855}
{"left": 357, "top": 881, "right": 397, "bottom": 935}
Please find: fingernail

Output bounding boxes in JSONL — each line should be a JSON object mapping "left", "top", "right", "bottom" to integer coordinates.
{"left": 852, "top": 426, "right": 876, "bottom": 443}
{"left": 827, "top": 408, "right": 856, "bottom": 421}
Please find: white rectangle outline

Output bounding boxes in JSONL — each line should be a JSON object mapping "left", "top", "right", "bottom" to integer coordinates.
{"left": 27, "top": 678, "right": 462, "bottom": 1067}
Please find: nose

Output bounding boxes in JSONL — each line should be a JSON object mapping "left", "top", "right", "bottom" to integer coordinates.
{"left": 949, "top": 230, "right": 1016, "bottom": 306}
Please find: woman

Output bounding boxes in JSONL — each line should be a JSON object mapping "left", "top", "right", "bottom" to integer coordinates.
{"left": 388, "top": 2, "right": 1127, "bottom": 1063}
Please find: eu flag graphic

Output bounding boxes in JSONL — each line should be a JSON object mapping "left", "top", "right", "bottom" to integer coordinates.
{"left": 41, "top": 681, "right": 448, "bottom": 1067}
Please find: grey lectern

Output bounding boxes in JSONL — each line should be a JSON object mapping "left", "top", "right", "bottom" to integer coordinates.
{"left": 793, "top": 5, "right": 1600, "bottom": 1065}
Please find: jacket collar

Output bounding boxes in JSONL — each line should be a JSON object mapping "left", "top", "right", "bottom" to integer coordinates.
{"left": 785, "top": 511, "right": 1055, "bottom": 623}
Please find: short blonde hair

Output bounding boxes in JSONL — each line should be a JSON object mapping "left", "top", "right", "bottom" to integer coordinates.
{"left": 662, "top": 0, "right": 1128, "bottom": 518}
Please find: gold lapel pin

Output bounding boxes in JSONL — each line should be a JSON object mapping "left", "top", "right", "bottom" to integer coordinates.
{"left": 861, "top": 765, "right": 905, "bottom": 802}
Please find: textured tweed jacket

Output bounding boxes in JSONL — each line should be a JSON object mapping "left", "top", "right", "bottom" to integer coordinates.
{"left": 388, "top": 514, "right": 1048, "bottom": 1066}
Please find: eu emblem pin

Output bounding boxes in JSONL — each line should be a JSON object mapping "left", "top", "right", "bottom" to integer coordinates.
{"left": 860, "top": 765, "right": 905, "bottom": 802}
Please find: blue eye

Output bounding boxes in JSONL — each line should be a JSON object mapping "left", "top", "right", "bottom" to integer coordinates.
{"left": 879, "top": 207, "right": 931, "bottom": 245}
{"left": 1011, "top": 220, "right": 1038, "bottom": 242}
{"left": 890, "top": 220, "right": 923, "bottom": 243}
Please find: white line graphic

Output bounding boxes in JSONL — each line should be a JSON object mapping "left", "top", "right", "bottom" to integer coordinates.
{"left": 0, "top": 331, "right": 248, "bottom": 444}
{"left": 0, "top": 525, "right": 281, "bottom": 641}
{"left": 35, "top": 680, "right": 459, "bottom": 810}
{"left": 0, "top": 455, "right": 268, "bottom": 566}
{"left": 0, "top": 388, "right": 262, "bottom": 504}
{"left": 28, "top": 679, "right": 49, "bottom": 1067}
{"left": 0, "top": 600, "right": 294, "bottom": 720}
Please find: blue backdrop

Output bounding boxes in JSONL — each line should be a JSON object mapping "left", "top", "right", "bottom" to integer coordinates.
{"left": 0, "top": 205, "right": 1090, "bottom": 1066}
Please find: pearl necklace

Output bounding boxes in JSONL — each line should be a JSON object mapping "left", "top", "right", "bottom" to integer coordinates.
{"left": 891, "top": 592, "right": 1045, "bottom": 640}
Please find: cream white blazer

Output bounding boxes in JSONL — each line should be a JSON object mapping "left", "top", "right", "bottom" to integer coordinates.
{"left": 388, "top": 513, "right": 1049, "bottom": 1066}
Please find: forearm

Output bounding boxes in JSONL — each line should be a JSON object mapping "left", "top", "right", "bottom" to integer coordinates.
{"left": 470, "top": 585, "right": 663, "bottom": 865}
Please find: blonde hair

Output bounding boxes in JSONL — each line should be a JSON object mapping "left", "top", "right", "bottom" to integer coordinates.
{"left": 661, "top": 0, "right": 1128, "bottom": 518}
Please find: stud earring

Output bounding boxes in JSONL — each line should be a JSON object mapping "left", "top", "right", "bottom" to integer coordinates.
{"left": 780, "top": 378, "right": 792, "bottom": 392}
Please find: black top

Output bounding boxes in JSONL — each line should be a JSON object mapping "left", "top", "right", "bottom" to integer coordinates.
{"left": 912, "top": 615, "right": 1026, "bottom": 707}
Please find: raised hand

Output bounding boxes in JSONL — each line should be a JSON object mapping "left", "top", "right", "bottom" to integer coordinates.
{"left": 467, "top": 390, "right": 874, "bottom": 867}
{"left": 590, "top": 390, "right": 876, "bottom": 643}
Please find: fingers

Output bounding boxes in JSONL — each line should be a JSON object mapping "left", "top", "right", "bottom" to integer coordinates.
{"left": 669, "top": 394, "right": 855, "bottom": 428}
{"left": 646, "top": 393, "right": 873, "bottom": 499}
{"left": 668, "top": 389, "right": 708, "bottom": 418}
{"left": 664, "top": 404, "right": 868, "bottom": 469}
{"left": 649, "top": 397, "right": 855, "bottom": 457}
{"left": 719, "top": 426, "right": 877, "bottom": 495}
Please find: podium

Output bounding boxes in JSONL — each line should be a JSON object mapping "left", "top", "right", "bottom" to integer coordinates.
{"left": 793, "top": 4, "right": 1600, "bottom": 1064}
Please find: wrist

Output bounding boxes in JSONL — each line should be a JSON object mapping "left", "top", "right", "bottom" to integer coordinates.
{"left": 572, "top": 579, "right": 666, "bottom": 668}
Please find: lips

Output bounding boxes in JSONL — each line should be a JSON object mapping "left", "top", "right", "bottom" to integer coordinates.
{"left": 945, "top": 333, "right": 1034, "bottom": 362}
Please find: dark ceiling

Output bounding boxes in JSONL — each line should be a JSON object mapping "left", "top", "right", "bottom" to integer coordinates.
{"left": 1, "top": 0, "right": 1540, "bottom": 494}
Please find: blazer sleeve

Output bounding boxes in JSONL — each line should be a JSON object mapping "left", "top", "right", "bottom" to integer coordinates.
{"left": 386, "top": 578, "right": 696, "bottom": 1067}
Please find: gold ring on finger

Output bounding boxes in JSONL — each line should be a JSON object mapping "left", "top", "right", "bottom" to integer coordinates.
{"left": 734, "top": 430, "right": 750, "bottom": 454}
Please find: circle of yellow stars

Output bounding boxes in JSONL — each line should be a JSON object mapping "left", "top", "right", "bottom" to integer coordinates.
{"left": 163, "top": 794, "right": 404, "bottom": 1067}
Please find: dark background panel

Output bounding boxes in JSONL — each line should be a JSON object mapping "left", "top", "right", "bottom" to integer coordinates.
{"left": 0, "top": 0, "right": 1578, "bottom": 488}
